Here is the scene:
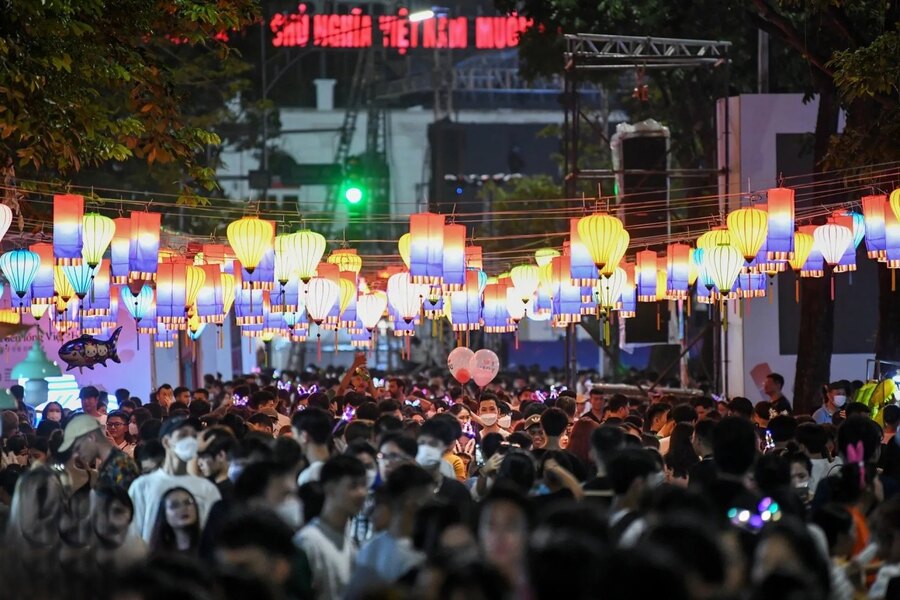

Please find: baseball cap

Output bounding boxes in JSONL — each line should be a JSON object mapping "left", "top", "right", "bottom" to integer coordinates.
{"left": 58, "top": 414, "right": 102, "bottom": 453}
{"left": 523, "top": 414, "right": 542, "bottom": 430}
{"left": 158, "top": 415, "right": 200, "bottom": 440}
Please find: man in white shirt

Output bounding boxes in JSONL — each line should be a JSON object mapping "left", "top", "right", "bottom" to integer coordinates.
{"left": 128, "top": 416, "right": 220, "bottom": 542}
{"left": 294, "top": 455, "right": 369, "bottom": 600}
{"left": 292, "top": 408, "right": 333, "bottom": 485}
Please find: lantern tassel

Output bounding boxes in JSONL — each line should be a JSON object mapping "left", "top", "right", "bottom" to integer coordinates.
{"left": 893, "top": 268, "right": 897, "bottom": 292}
{"left": 218, "top": 324, "right": 223, "bottom": 349}
{"left": 515, "top": 328, "right": 519, "bottom": 350}
{"left": 334, "top": 329, "right": 338, "bottom": 356}
{"left": 656, "top": 303, "right": 660, "bottom": 332}
{"left": 317, "top": 333, "right": 322, "bottom": 363}
{"left": 405, "top": 335, "right": 410, "bottom": 360}
{"left": 432, "top": 319, "right": 437, "bottom": 337}
{"left": 686, "top": 296, "right": 691, "bottom": 317}
{"left": 795, "top": 278, "right": 800, "bottom": 303}
{"left": 135, "top": 319, "right": 140, "bottom": 350}
{"left": 831, "top": 274, "right": 835, "bottom": 301}
{"left": 721, "top": 300, "right": 728, "bottom": 332}
{"left": 604, "top": 317, "right": 610, "bottom": 346}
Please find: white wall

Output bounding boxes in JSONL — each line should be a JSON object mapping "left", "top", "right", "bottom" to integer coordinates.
{"left": 722, "top": 94, "right": 859, "bottom": 402}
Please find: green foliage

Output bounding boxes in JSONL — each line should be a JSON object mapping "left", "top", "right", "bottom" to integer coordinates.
{"left": 0, "top": 0, "right": 259, "bottom": 194}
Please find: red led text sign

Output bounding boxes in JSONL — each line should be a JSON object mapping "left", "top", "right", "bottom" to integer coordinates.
{"left": 269, "top": 6, "right": 532, "bottom": 53}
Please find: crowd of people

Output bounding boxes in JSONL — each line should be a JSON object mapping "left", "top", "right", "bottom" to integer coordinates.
{"left": 1, "top": 357, "right": 900, "bottom": 600}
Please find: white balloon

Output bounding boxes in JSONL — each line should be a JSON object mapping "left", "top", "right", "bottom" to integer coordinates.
{"left": 469, "top": 349, "right": 500, "bottom": 388}
{"left": 447, "top": 347, "right": 475, "bottom": 383}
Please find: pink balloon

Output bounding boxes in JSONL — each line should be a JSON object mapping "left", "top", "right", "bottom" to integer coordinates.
{"left": 447, "top": 347, "right": 475, "bottom": 380}
{"left": 469, "top": 349, "right": 500, "bottom": 388}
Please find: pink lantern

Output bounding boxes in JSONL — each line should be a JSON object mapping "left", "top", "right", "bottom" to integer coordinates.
{"left": 766, "top": 188, "right": 795, "bottom": 260}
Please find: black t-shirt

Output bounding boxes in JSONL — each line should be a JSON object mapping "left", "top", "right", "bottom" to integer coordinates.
{"left": 436, "top": 477, "right": 473, "bottom": 521}
{"left": 215, "top": 478, "right": 235, "bottom": 504}
{"left": 688, "top": 457, "right": 717, "bottom": 491}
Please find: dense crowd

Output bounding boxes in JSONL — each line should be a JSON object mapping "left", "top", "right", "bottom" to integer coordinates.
{"left": 1, "top": 356, "right": 899, "bottom": 600}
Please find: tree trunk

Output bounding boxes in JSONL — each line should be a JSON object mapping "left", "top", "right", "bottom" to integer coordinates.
{"left": 793, "top": 81, "right": 840, "bottom": 415}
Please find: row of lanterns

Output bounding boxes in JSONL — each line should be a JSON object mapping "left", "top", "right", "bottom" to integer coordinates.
{"left": 0, "top": 189, "right": 896, "bottom": 351}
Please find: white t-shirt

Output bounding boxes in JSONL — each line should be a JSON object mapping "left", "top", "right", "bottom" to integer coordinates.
{"left": 298, "top": 460, "right": 325, "bottom": 485}
{"left": 128, "top": 469, "right": 221, "bottom": 542}
{"left": 294, "top": 518, "right": 357, "bottom": 600}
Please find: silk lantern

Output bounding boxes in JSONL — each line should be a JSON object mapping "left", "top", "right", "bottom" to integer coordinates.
{"left": 358, "top": 292, "right": 387, "bottom": 331}
{"left": 305, "top": 278, "right": 338, "bottom": 325}
{"left": 53, "top": 194, "right": 84, "bottom": 265}
{"left": 510, "top": 265, "right": 540, "bottom": 304}
{"left": 535, "top": 248, "right": 560, "bottom": 268}
{"left": 814, "top": 223, "right": 852, "bottom": 266}
{"left": 636, "top": 250, "right": 658, "bottom": 302}
{"left": 577, "top": 213, "right": 625, "bottom": 272}
{"left": 704, "top": 244, "right": 743, "bottom": 294}
{"left": 788, "top": 232, "right": 815, "bottom": 272}
{"left": 110, "top": 217, "right": 131, "bottom": 284}
{"left": 600, "top": 229, "right": 630, "bottom": 277}
{"left": 797, "top": 226, "right": 825, "bottom": 278}
{"left": 862, "top": 194, "right": 888, "bottom": 260}
{"left": 128, "top": 211, "right": 161, "bottom": 280}
{"left": 63, "top": 262, "right": 97, "bottom": 300}
{"left": 569, "top": 218, "right": 598, "bottom": 285}
{"left": 441, "top": 223, "right": 467, "bottom": 291}
{"left": 388, "top": 272, "right": 426, "bottom": 324}
{"left": 0, "top": 204, "right": 11, "bottom": 243}
{"left": 832, "top": 211, "right": 863, "bottom": 273}
{"left": 398, "top": 233, "right": 411, "bottom": 269}
{"left": 295, "top": 230, "right": 327, "bottom": 283}
{"left": 0, "top": 249, "right": 40, "bottom": 300}
{"left": 666, "top": 243, "right": 691, "bottom": 298}
{"left": 274, "top": 233, "right": 301, "bottom": 286}
{"left": 226, "top": 217, "right": 274, "bottom": 275}
{"left": 28, "top": 243, "right": 54, "bottom": 305}
{"left": 597, "top": 268, "right": 626, "bottom": 311}
{"left": 409, "top": 212, "right": 445, "bottom": 284}
{"left": 766, "top": 188, "right": 795, "bottom": 260}
{"left": 327, "top": 249, "right": 363, "bottom": 275}
{"left": 81, "top": 213, "right": 116, "bottom": 269}
{"left": 727, "top": 207, "right": 768, "bottom": 262}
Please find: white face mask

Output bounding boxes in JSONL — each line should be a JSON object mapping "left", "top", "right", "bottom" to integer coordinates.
{"left": 498, "top": 415, "right": 512, "bottom": 429}
{"left": 480, "top": 414, "right": 498, "bottom": 427}
{"left": 275, "top": 496, "right": 303, "bottom": 531}
{"left": 45, "top": 411, "right": 62, "bottom": 422}
{"left": 833, "top": 395, "right": 847, "bottom": 408}
{"left": 172, "top": 437, "right": 199, "bottom": 462}
{"left": 416, "top": 445, "right": 443, "bottom": 468}
{"left": 128, "top": 423, "right": 139, "bottom": 436}
{"left": 366, "top": 468, "right": 378, "bottom": 489}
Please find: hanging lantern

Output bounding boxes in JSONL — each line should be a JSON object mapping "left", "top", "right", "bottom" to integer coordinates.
{"left": 196, "top": 264, "right": 223, "bottom": 323}
{"left": 597, "top": 268, "right": 626, "bottom": 311}
{"left": 388, "top": 271, "right": 426, "bottom": 323}
{"left": 704, "top": 244, "right": 743, "bottom": 294}
{"left": 82, "top": 260, "right": 111, "bottom": 315}
{"left": 788, "top": 232, "right": 815, "bottom": 272}
{"left": 577, "top": 213, "right": 625, "bottom": 272}
{"left": 656, "top": 268, "right": 668, "bottom": 301}
{"left": 696, "top": 228, "right": 732, "bottom": 251}
{"left": 549, "top": 255, "right": 582, "bottom": 325}
{"left": 54, "top": 265, "right": 75, "bottom": 303}
{"left": 483, "top": 282, "right": 513, "bottom": 332}
{"left": 53, "top": 194, "right": 84, "bottom": 265}
{"left": 187, "top": 315, "right": 207, "bottom": 341}
{"left": 327, "top": 249, "right": 363, "bottom": 275}
{"left": 123, "top": 284, "right": 155, "bottom": 325}
{"left": 156, "top": 322, "right": 176, "bottom": 348}
{"left": 294, "top": 230, "right": 327, "bottom": 283}
{"left": 221, "top": 273, "right": 236, "bottom": 318}
{"left": 441, "top": 223, "right": 467, "bottom": 291}
{"left": 128, "top": 211, "right": 161, "bottom": 280}
{"left": 687, "top": 249, "right": 700, "bottom": 286}
{"left": 305, "top": 278, "right": 338, "bottom": 325}
{"left": 884, "top": 203, "right": 900, "bottom": 269}
{"left": 510, "top": 264, "right": 540, "bottom": 303}
{"left": 727, "top": 207, "right": 768, "bottom": 262}
{"left": 766, "top": 188, "right": 795, "bottom": 260}
{"left": 274, "top": 233, "right": 301, "bottom": 286}
{"left": 398, "top": 233, "right": 411, "bottom": 269}
{"left": 358, "top": 292, "right": 388, "bottom": 331}
{"left": 535, "top": 248, "right": 560, "bottom": 267}
{"left": 28, "top": 243, "right": 54, "bottom": 305}
{"left": 813, "top": 222, "right": 852, "bottom": 266}
{"left": 737, "top": 273, "right": 767, "bottom": 298}
{"left": 505, "top": 287, "right": 530, "bottom": 324}
{"left": 798, "top": 225, "right": 825, "bottom": 278}
{"left": 568, "top": 220, "right": 598, "bottom": 285}
{"left": 234, "top": 289, "right": 267, "bottom": 325}
{"left": 449, "top": 270, "right": 482, "bottom": 331}
{"left": 338, "top": 277, "right": 356, "bottom": 316}
{"left": 81, "top": 213, "right": 116, "bottom": 269}
{"left": 617, "top": 263, "right": 637, "bottom": 318}
{"left": 63, "top": 263, "right": 98, "bottom": 300}
{"left": 409, "top": 213, "right": 445, "bottom": 284}
{"left": 239, "top": 246, "right": 275, "bottom": 290}
{"left": 666, "top": 243, "right": 691, "bottom": 298}
{"left": 636, "top": 250, "right": 658, "bottom": 302}
{"left": 0, "top": 204, "right": 11, "bottom": 244}
{"left": 600, "top": 229, "right": 630, "bottom": 277}
{"left": 465, "top": 246, "right": 483, "bottom": 270}
{"left": 226, "top": 217, "right": 274, "bottom": 275}
{"left": 889, "top": 187, "right": 900, "bottom": 227}
{"left": 156, "top": 261, "right": 188, "bottom": 324}
{"left": 110, "top": 217, "right": 131, "bottom": 284}
{"left": 832, "top": 211, "right": 863, "bottom": 273}
{"left": 0, "top": 249, "right": 40, "bottom": 300}
{"left": 862, "top": 194, "right": 888, "bottom": 260}
{"left": 30, "top": 303, "right": 50, "bottom": 321}
{"left": 184, "top": 265, "right": 205, "bottom": 314}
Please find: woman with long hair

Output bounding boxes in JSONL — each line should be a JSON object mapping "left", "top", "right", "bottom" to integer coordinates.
{"left": 148, "top": 487, "right": 200, "bottom": 555}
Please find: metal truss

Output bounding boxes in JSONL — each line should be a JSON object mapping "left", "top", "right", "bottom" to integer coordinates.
{"left": 565, "top": 33, "right": 732, "bottom": 70}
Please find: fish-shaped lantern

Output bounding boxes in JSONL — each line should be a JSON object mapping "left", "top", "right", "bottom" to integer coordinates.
{"left": 58, "top": 327, "right": 122, "bottom": 372}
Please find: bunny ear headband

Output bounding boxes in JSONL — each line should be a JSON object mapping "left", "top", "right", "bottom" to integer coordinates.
{"left": 845, "top": 441, "right": 866, "bottom": 490}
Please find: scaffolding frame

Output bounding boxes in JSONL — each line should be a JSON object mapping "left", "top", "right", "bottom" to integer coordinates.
{"left": 561, "top": 33, "right": 733, "bottom": 393}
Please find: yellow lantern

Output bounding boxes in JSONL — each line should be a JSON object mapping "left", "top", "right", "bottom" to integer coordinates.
{"left": 328, "top": 249, "right": 363, "bottom": 275}
{"left": 600, "top": 229, "right": 630, "bottom": 277}
{"left": 788, "top": 232, "right": 815, "bottom": 272}
{"left": 656, "top": 269, "right": 668, "bottom": 300}
{"left": 338, "top": 278, "right": 356, "bottom": 315}
{"left": 727, "top": 207, "right": 768, "bottom": 262}
{"left": 697, "top": 228, "right": 732, "bottom": 251}
{"left": 576, "top": 213, "right": 625, "bottom": 271}
{"left": 81, "top": 213, "right": 116, "bottom": 269}
{"left": 398, "top": 233, "right": 411, "bottom": 269}
{"left": 226, "top": 217, "right": 274, "bottom": 274}
{"left": 534, "top": 248, "right": 560, "bottom": 267}
{"left": 184, "top": 265, "right": 206, "bottom": 312}
{"left": 889, "top": 188, "right": 900, "bottom": 225}
{"left": 704, "top": 244, "right": 743, "bottom": 294}
{"left": 274, "top": 233, "right": 301, "bottom": 286}
{"left": 510, "top": 264, "right": 540, "bottom": 303}
{"left": 54, "top": 265, "right": 75, "bottom": 303}
{"left": 294, "top": 230, "right": 327, "bottom": 283}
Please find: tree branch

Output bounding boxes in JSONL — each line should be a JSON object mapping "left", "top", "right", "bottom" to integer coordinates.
{"left": 748, "top": 0, "right": 834, "bottom": 79}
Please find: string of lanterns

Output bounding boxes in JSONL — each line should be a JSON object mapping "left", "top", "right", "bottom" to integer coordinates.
{"left": 0, "top": 188, "right": 896, "bottom": 351}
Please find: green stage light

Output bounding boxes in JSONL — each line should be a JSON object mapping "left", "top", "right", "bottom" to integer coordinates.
{"left": 344, "top": 186, "right": 363, "bottom": 204}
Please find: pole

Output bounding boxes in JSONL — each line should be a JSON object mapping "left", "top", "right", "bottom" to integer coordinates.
{"left": 259, "top": 18, "right": 269, "bottom": 208}
{"left": 757, "top": 30, "right": 769, "bottom": 94}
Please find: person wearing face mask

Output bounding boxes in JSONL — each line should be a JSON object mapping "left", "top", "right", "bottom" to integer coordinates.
{"left": 476, "top": 394, "right": 509, "bottom": 439}
{"left": 40, "top": 402, "right": 64, "bottom": 425}
{"left": 416, "top": 418, "right": 474, "bottom": 521}
{"left": 127, "top": 416, "right": 221, "bottom": 543}
{"left": 813, "top": 382, "right": 849, "bottom": 425}
{"left": 59, "top": 414, "right": 141, "bottom": 493}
